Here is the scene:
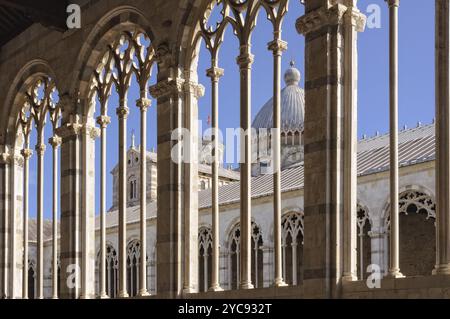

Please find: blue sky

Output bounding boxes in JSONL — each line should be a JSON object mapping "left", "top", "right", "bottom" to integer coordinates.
{"left": 25, "top": 0, "right": 435, "bottom": 219}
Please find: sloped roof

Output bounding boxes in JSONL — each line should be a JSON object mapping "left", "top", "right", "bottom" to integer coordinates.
{"left": 36, "top": 122, "right": 436, "bottom": 240}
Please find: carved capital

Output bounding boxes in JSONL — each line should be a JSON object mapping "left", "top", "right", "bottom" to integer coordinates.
{"left": 20, "top": 148, "right": 33, "bottom": 160}
{"left": 136, "top": 98, "right": 152, "bottom": 111}
{"left": 184, "top": 81, "right": 205, "bottom": 99}
{"left": 236, "top": 52, "right": 254, "bottom": 68}
{"left": 48, "top": 136, "right": 62, "bottom": 148}
{"left": 387, "top": 0, "right": 400, "bottom": 8}
{"left": 35, "top": 143, "right": 46, "bottom": 155}
{"left": 0, "top": 152, "right": 11, "bottom": 164}
{"left": 96, "top": 115, "right": 111, "bottom": 128}
{"left": 55, "top": 121, "right": 83, "bottom": 140}
{"left": 116, "top": 106, "right": 130, "bottom": 119}
{"left": 344, "top": 7, "right": 367, "bottom": 32}
{"left": 296, "top": 4, "right": 348, "bottom": 35}
{"left": 13, "top": 154, "right": 24, "bottom": 167}
{"left": 206, "top": 67, "right": 224, "bottom": 82}
{"left": 83, "top": 125, "right": 100, "bottom": 140}
{"left": 267, "top": 39, "right": 288, "bottom": 55}
{"left": 149, "top": 78, "right": 185, "bottom": 99}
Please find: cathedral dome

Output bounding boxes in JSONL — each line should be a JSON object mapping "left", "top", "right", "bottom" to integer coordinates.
{"left": 252, "top": 63, "right": 305, "bottom": 131}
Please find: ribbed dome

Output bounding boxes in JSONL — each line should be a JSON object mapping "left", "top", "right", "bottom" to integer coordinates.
{"left": 252, "top": 65, "right": 305, "bottom": 131}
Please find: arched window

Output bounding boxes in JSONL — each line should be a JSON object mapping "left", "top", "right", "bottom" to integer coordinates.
{"left": 198, "top": 227, "right": 213, "bottom": 292}
{"left": 281, "top": 212, "right": 304, "bottom": 285}
{"left": 28, "top": 260, "right": 36, "bottom": 299}
{"left": 129, "top": 177, "right": 137, "bottom": 200}
{"left": 356, "top": 205, "right": 371, "bottom": 280}
{"left": 385, "top": 190, "right": 436, "bottom": 276}
{"left": 228, "top": 221, "right": 263, "bottom": 289}
{"left": 96, "top": 244, "right": 118, "bottom": 298}
{"left": 127, "top": 240, "right": 141, "bottom": 297}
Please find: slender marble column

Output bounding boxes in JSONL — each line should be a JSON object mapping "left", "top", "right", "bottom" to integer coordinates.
{"left": 35, "top": 133, "right": 45, "bottom": 299}
{"left": 49, "top": 135, "right": 61, "bottom": 299}
{"left": 237, "top": 44, "right": 254, "bottom": 289}
{"left": 137, "top": 97, "right": 151, "bottom": 296}
{"left": 342, "top": 2, "right": 361, "bottom": 282}
{"left": 434, "top": 0, "right": 450, "bottom": 275}
{"left": 117, "top": 105, "right": 129, "bottom": 297}
{"left": 21, "top": 146, "right": 32, "bottom": 299}
{"left": 96, "top": 115, "right": 110, "bottom": 297}
{"left": 206, "top": 66, "right": 224, "bottom": 292}
{"left": 386, "top": 0, "right": 404, "bottom": 278}
{"left": 292, "top": 242, "right": 298, "bottom": 286}
{"left": 268, "top": 37, "right": 288, "bottom": 287}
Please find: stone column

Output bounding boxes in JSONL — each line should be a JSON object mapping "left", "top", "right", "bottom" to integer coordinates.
{"left": 149, "top": 47, "right": 185, "bottom": 297}
{"left": 296, "top": 1, "right": 365, "bottom": 298}
{"left": 268, "top": 37, "right": 288, "bottom": 288}
{"left": 386, "top": 0, "right": 403, "bottom": 279}
{"left": 206, "top": 66, "right": 224, "bottom": 292}
{"left": 96, "top": 115, "right": 110, "bottom": 297}
{"left": 80, "top": 124, "right": 98, "bottom": 299}
{"left": 237, "top": 44, "right": 254, "bottom": 290}
{"left": 137, "top": 97, "right": 151, "bottom": 297}
{"left": 342, "top": 1, "right": 364, "bottom": 282}
{"left": 434, "top": 0, "right": 450, "bottom": 275}
{"left": 35, "top": 133, "right": 45, "bottom": 299}
{"left": 49, "top": 135, "right": 61, "bottom": 299}
{"left": 0, "top": 151, "right": 11, "bottom": 298}
{"left": 21, "top": 144, "right": 32, "bottom": 299}
{"left": 182, "top": 80, "right": 202, "bottom": 294}
{"left": 57, "top": 96, "right": 83, "bottom": 299}
{"left": 116, "top": 105, "right": 129, "bottom": 298}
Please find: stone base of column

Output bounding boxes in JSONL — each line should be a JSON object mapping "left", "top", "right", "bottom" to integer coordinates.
{"left": 240, "top": 281, "right": 254, "bottom": 290}
{"left": 273, "top": 278, "right": 288, "bottom": 287}
{"left": 118, "top": 291, "right": 129, "bottom": 298}
{"left": 342, "top": 273, "right": 358, "bottom": 282}
{"left": 385, "top": 269, "right": 405, "bottom": 279}
{"left": 183, "top": 287, "right": 196, "bottom": 294}
{"left": 137, "top": 289, "right": 151, "bottom": 297}
{"left": 208, "top": 284, "right": 223, "bottom": 292}
{"left": 432, "top": 264, "right": 450, "bottom": 275}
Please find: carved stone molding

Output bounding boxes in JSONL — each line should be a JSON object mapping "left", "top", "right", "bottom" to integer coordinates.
{"left": 344, "top": 7, "right": 367, "bottom": 33}
{"left": 296, "top": 4, "right": 348, "bottom": 35}
{"left": 13, "top": 154, "right": 24, "bottom": 167}
{"left": 55, "top": 122, "right": 83, "bottom": 140}
{"left": 116, "top": 106, "right": 130, "bottom": 120}
{"left": 96, "top": 115, "right": 111, "bottom": 128}
{"left": 206, "top": 67, "right": 224, "bottom": 82}
{"left": 184, "top": 81, "right": 205, "bottom": 99}
{"left": 20, "top": 148, "right": 33, "bottom": 160}
{"left": 35, "top": 143, "right": 46, "bottom": 155}
{"left": 0, "top": 152, "right": 11, "bottom": 165}
{"left": 236, "top": 52, "right": 255, "bottom": 68}
{"left": 267, "top": 39, "right": 288, "bottom": 55}
{"left": 136, "top": 98, "right": 152, "bottom": 111}
{"left": 149, "top": 78, "right": 185, "bottom": 99}
{"left": 83, "top": 125, "right": 100, "bottom": 140}
{"left": 48, "top": 136, "right": 62, "bottom": 148}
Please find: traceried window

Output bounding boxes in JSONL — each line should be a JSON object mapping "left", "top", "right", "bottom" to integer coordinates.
{"left": 28, "top": 260, "right": 36, "bottom": 299}
{"left": 385, "top": 190, "right": 436, "bottom": 277}
{"left": 127, "top": 240, "right": 141, "bottom": 297}
{"left": 356, "top": 205, "right": 371, "bottom": 280}
{"left": 281, "top": 212, "right": 304, "bottom": 285}
{"left": 198, "top": 227, "right": 213, "bottom": 292}
{"left": 228, "top": 221, "right": 263, "bottom": 289}
{"left": 96, "top": 244, "right": 119, "bottom": 298}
